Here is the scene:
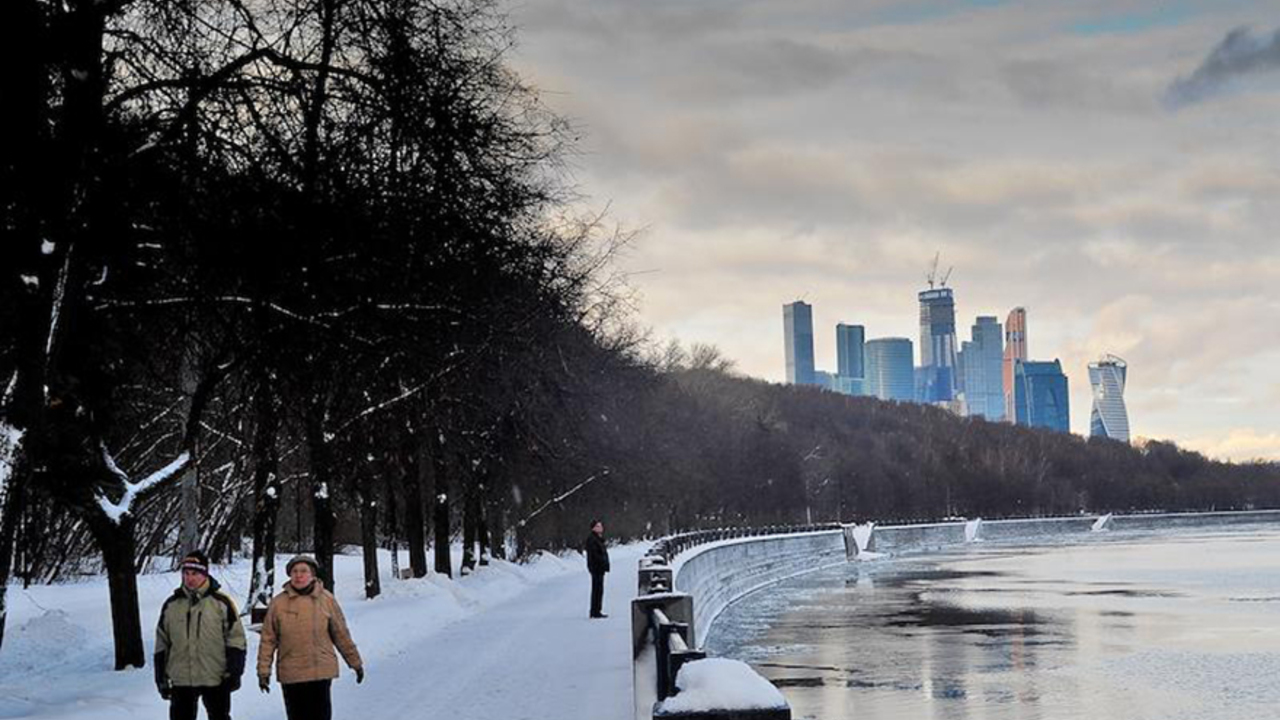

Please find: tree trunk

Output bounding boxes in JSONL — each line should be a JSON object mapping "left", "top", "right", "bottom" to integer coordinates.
{"left": 0, "top": 0, "right": 49, "bottom": 652}
{"left": 432, "top": 489, "right": 451, "bottom": 577}
{"left": 431, "top": 442, "right": 451, "bottom": 577}
{"left": 461, "top": 483, "right": 476, "bottom": 575}
{"left": 488, "top": 501, "right": 506, "bottom": 561}
{"left": 384, "top": 471, "right": 399, "bottom": 580}
{"left": 405, "top": 440, "right": 428, "bottom": 577}
{"left": 0, "top": 456, "right": 27, "bottom": 651}
{"left": 358, "top": 483, "right": 380, "bottom": 599}
{"left": 477, "top": 501, "right": 490, "bottom": 567}
{"left": 305, "top": 405, "right": 336, "bottom": 591}
{"left": 177, "top": 352, "right": 200, "bottom": 556}
{"left": 248, "top": 368, "right": 280, "bottom": 611}
{"left": 89, "top": 513, "right": 145, "bottom": 669}
{"left": 429, "top": 429, "right": 451, "bottom": 577}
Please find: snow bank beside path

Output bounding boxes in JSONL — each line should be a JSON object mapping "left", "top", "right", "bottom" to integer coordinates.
{"left": 0, "top": 544, "right": 639, "bottom": 720}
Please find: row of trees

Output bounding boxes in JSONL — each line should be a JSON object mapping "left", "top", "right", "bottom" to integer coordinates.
{"left": 0, "top": 0, "right": 636, "bottom": 670}
{"left": 512, "top": 354, "right": 1280, "bottom": 550}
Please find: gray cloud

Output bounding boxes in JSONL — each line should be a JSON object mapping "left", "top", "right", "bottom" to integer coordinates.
{"left": 1165, "top": 26, "right": 1280, "bottom": 108}
{"left": 512, "top": 1, "right": 1280, "bottom": 458}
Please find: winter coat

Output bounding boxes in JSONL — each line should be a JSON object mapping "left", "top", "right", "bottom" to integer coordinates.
{"left": 155, "top": 577, "right": 248, "bottom": 689}
{"left": 586, "top": 532, "right": 610, "bottom": 575}
{"left": 257, "top": 580, "right": 363, "bottom": 685}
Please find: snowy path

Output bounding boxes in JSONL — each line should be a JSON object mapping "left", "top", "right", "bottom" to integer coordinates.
{"left": 350, "top": 549, "right": 638, "bottom": 720}
{"left": 0, "top": 545, "right": 644, "bottom": 720}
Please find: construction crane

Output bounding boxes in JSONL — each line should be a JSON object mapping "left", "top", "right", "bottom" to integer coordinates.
{"left": 926, "top": 252, "right": 954, "bottom": 289}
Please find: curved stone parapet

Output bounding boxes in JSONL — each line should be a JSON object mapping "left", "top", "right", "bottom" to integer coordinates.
{"left": 673, "top": 530, "right": 846, "bottom": 645}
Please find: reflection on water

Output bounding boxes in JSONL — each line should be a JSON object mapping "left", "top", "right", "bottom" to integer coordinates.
{"left": 707, "top": 525, "right": 1280, "bottom": 720}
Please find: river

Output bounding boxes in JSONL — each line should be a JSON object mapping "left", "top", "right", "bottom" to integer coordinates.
{"left": 707, "top": 522, "right": 1280, "bottom": 720}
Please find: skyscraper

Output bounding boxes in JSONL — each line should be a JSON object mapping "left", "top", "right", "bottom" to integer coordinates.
{"left": 1013, "top": 359, "right": 1069, "bottom": 433}
{"left": 865, "top": 338, "right": 915, "bottom": 402}
{"left": 961, "top": 316, "right": 1005, "bottom": 420}
{"left": 918, "top": 287, "right": 958, "bottom": 403}
{"left": 783, "top": 301, "right": 816, "bottom": 386}
{"left": 1002, "top": 307, "right": 1027, "bottom": 421}
{"left": 1088, "top": 355, "right": 1130, "bottom": 443}
{"left": 835, "top": 323, "right": 865, "bottom": 380}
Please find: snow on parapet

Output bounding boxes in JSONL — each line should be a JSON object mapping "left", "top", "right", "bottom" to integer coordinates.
{"left": 1092, "top": 513, "right": 1113, "bottom": 532}
{"left": 852, "top": 522, "right": 875, "bottom": 553}
{"left": 97, "top": 445, "right": 191, "bottom": 523}
{"left": 965, "top": 518, "right": 983, "bottom": 543}
{"left": 656, "top": 658, "right": 787, "bottom": 714}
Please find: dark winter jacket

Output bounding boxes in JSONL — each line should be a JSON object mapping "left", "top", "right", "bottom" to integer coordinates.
{"left": 585, "top": 532, "right": 610, "bottom": 575}
{"left": 257, "top": 579, "right": 363, "bottom": 685}
{"left": 155, "top": 576, "right": 248, "bottom": 689}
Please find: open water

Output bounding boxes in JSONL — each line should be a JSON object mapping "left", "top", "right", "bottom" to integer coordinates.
{"left": 707, "top": 522, "right": 1280, "bottom": 720}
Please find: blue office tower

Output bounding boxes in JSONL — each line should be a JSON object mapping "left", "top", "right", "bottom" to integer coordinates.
{"left": 783, "top": 301, "right": 817, "bottom": 386}
{"left": 960, "top": 316, "right": 1005, "bottom": 420}
{"left": 918, "top": 288, "right": 958, "bottom": 402}
{"left": 835, "top": 324, "right": 866, "bottom": 379}
{"left": 1013, "top": 359, "right": 1070, "bottom": 432}
{"left": 865, "top": 338, "right": 915, "bottom": 402}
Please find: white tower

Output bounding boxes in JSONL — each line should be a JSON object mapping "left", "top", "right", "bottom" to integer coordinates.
{"left": 1088, "top": 355, "right": 1130, "bottom": 443}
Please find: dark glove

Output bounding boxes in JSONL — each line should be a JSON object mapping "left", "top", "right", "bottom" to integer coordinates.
{"left": 225, "top": 647, "right": 246, "bottom": 679}
{"left": 355, "top": 666, "right": 365, "bottom": 684}
{"left": 158, "top": 684, "right": 172, "bottom": 701}
{"left": 154, "top": 651, "right": 169, "bottom": 692}
{"left": 226, "top": 675, "right": 241, "bottom": 692}
{"left": 259, "top": 676, "right": 271, "bottom": 694}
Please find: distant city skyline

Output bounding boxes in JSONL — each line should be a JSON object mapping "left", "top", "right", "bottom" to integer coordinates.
{"left": 512, "top": 1, "right": 1280, "bottom": 462}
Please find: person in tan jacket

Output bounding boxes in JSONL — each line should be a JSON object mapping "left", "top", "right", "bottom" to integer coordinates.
{"left": 257, "top": 555, "right": 364, "bottom": 720}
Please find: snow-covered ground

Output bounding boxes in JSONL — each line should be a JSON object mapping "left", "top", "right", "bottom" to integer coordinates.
{"left": 1, "top": 544, "right": 646, "bottom": 720}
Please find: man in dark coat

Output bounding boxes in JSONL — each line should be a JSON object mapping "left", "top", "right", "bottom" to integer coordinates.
{"left": 585, "top": 519, "right": 610, "bottom": 618}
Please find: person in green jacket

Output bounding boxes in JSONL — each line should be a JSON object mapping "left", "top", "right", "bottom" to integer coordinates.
{"left": 155, "top": 550, "right": 247, "bottom": 720}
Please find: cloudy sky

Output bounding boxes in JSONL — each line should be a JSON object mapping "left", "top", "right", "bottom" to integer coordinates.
{"left": 509, "top": 0, "right": 1280, "bottom": 462}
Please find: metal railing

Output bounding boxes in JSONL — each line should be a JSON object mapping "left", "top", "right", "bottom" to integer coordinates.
{"left": 646, "top": 523, "right": 840, "bottom": 564}
{"left": 650, "top": 607, "right": 706, "bottom": 702}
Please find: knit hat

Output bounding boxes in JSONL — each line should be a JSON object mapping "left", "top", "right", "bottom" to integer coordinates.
{"left": 286, "top": 554, "right": 320, "bottom": 575}
{"left": 180, "top": 550, "right": 210, "bottom": 575}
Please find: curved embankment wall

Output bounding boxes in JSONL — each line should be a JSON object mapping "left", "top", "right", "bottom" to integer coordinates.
{"left": 668, "top": 509, "right": 1280, "bottom": 645}
{"left": 673, "top": 531, "right": 846, "bottom": 645}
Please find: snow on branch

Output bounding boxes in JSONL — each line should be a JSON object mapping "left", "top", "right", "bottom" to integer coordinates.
{"left": 97, "top": 444, "right": 191, "bottom": 524}
{"left": 46, "top": 245, "right": 74, "bottom": 371}
{"left": 1, "top": 423, "right": 25, "bottom": 497}
{"left": 517, "top": 470, "right": 609, "bottom": 528}
{"left": 3, "top": 371, "right": 16, "bottom": 406}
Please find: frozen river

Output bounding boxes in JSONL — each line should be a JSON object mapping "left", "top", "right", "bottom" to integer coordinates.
{"left": 707, "top": 522, "right": 1280, "bottom": 720}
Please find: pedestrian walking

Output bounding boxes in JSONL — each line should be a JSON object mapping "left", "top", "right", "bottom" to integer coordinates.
{"left": 585, "top": 519, "right": 610, "bottom": 618}
{"left": 257, "top": 554, "right": 364, "bottom": 720}
{"left": 155, "top": 550, "right": 247, "bottom": 720}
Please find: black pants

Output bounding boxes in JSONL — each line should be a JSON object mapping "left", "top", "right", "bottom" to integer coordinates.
{"left": 590, "top": 571, "right": 605, "bottom": 617}
{"left": 282, "top": 679, "right": 333, "bottom": 720}
{"left": 169, "top": 685, "right": 231, "bottom": 720}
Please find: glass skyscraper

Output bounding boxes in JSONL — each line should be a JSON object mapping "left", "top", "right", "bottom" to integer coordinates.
{"left": 835, "top": 323, "right": 865, "bottom": 380}
{"left": 959, "top": 316, "right": 1005, "bottom": 420}
{"left": 1003, "top": 307, "right": 1027, "bottom": 422}
{"left": 865, "top": 338, "right": 915, "bottom": 402}
{"left": 1088, "top": 355, "right": 1130, "bottom": 443}
{"left": 918, "top": 288, "right": 958, "bottom": 403}
{"left": 783, "top": 301, "right": 817, "bottom": 386}
{"left": 1013, "top": 359, "right": 1069, "bottom": 433}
